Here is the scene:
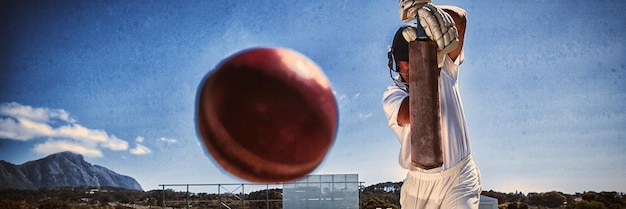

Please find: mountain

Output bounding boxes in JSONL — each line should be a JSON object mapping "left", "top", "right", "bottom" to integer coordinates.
{"left": 0, "top": 151, "right": 143, "bottom": 191}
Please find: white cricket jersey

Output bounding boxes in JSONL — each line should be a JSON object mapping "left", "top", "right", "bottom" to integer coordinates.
{"left": 382, "top": 51, "right": 471, "bottom": 172}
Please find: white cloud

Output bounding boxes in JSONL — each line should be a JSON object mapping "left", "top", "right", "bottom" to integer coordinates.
{"left": 0, "top": 117, "right": 43, "bottom": 140}
{"left": 359, "top": 113, "right": 372, "bottom": 119}
{"left": 0, "top": 102, "right": 75, "bottom": 123}
{"left": 100, "top": 135, "right": 129, "bottom": 151}
{"left": 333, "top": 91, "right": 363, "bottom": 109}
{"left": 130, "top": 144, "right": 152, "bottom": 155}
{"left": 135, "top": 136, "right": 145, "bottom": 143}
{"left": 333, "top": 91, "right": 349, "bottom": 109}
{"left": 158, "top": 137, "right": 177, "bottom": 144}
{"left": 130, "top": 136, "right": 152, "bottom": 155}
{"left": 33, "top": 140, "right": 103, "bottom": 158}
{"left": 0, "top": 102, "right": 130, "bottom": 157}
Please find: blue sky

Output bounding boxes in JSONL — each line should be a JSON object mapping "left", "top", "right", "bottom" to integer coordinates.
{"left": 1, "top": 0, "right": 625, "bottom": 194}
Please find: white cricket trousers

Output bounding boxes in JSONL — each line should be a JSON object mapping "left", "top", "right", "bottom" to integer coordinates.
{"left": 400, "top": 156, "right": 482, "bottom": 209}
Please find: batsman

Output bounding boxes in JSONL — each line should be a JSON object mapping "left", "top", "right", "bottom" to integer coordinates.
{"left": 382, "top": 1, "right": 482, "bottom": 208}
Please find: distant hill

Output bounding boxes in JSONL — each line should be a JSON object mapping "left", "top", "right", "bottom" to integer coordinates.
{"left": 0, "top": 151, "right": 143, "bottom": 191}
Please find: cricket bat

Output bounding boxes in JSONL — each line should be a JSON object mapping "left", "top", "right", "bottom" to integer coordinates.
{"left": 408, "top": 38, "right": 443, "bottom": 170}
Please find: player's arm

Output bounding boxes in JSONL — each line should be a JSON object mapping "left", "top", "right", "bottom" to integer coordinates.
{"left": 398, "top": 96, "right": 410, "bottom": 124}
{"left": 395, "top": 60, "right": 411, "bottom": 125}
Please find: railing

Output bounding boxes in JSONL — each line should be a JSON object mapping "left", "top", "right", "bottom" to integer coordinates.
{"left": 158, "top": 179, "right": 363, "bottom": 209}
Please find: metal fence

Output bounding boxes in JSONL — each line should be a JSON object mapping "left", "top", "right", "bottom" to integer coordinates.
{"left": 283, "top": 174, "right": 359, "bottom": 209}
{"left": 158, "top": 174, "right": 361, "bottom": 209}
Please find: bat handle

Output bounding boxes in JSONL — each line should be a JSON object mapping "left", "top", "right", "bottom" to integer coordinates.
{"left": 415, "top": 22, "right": 429, "bottom": 40}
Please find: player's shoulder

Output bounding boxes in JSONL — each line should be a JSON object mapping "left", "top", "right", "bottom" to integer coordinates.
{"left": 383, "top": 84, "right": 408, "bottom": 100}
{"left": 385, "top": 83, "right": 406, "bottom": 92}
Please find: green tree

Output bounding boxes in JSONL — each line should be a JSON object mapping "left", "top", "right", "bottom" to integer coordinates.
{"left": 37, "top": 199, "right": 69, "bottom": 209}
{"left": 579, "top": 191, "right": 625, "bottom": 209}
{"left": 247, "top": 188, "right": 282, "bottom": 209}
{"left": 583, "top": 192, "right": 600, "bottom": 202}
{"left": 360, "top": 181, "right": 401, "bottom": 208}
{"left": 575, "top": 200, "right": 607, "bottom": 209}
{"left": 506, "top": 202, "right": 528, "bottom": 209}
{"left": 0, "top": 199, "right": 30, "bottom": 209}
{"left": 362, "top": 197, "right": 397, "bottom": 209}
{"left": 528, "top": 191, "right": 566, "bottom": 208}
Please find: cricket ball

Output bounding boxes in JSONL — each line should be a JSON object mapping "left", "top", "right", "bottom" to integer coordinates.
{"left": 196, "top": 47, "right": 338, "bottom": 182}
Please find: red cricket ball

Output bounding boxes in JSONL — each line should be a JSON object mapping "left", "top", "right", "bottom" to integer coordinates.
{"left": 196, "top": 47, "right": 338, "bottom": 182}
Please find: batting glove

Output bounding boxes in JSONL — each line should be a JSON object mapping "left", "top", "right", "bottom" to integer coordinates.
{"left": 400, "top": 0, "right": 432, "bottom": 22}
{"left": 418, "top": 3, "right": 459, "bottom": 63}
{"left": 400, "top": 24, "right": 454, "bottom": 68}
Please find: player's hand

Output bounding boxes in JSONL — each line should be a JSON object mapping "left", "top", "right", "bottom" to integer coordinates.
{"left": 418, "top": 3, "right": 459, "bottom": 64}
{"left": 400, "top": 24, "right": 452, "bottom": 68}
{"left": 400, "top": 0, "right": 432, "bottom": 22}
